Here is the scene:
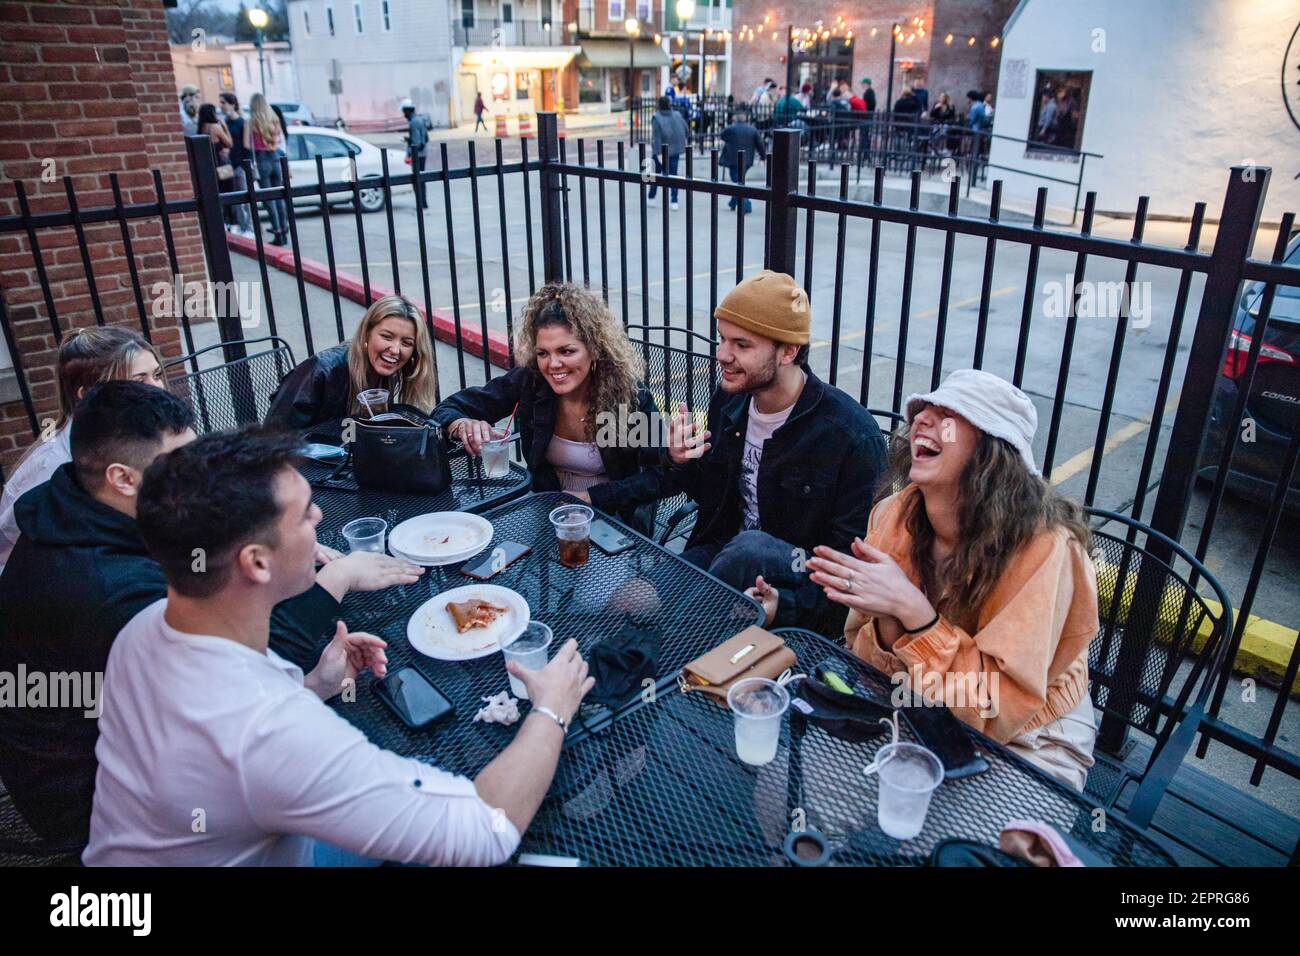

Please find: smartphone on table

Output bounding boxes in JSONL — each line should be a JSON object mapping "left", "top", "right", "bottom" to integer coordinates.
{"left": 373, "top": 668, "right": 455, "bottom": 730}
{"left": 896, "top": 691, "right": 990, "bottom": 780}
{"left": 589, "top": 518, "right": 634, "bottom": 556}
{"left": 462, "top": 541, "right": 532, "bottom": 580}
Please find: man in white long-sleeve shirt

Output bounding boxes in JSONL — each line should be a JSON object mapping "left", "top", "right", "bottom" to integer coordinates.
{"left": 85, "top": 426, "right": 593, "bottom": 866}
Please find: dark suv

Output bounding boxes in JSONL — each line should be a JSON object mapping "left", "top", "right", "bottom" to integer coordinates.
{"left": 1198, "top": 234, "right": 1300, "bottom": 514}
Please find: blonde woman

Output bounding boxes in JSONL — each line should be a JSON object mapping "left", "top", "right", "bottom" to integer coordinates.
{"left": 0, "top": 327, "right": 165, "bottom": 574}
{"left": 432, "top": 282, "right": 664, "bottom": 531}
{"left": 267, "top": 294, "right": 438, "bottom": 430}
{"left": 244, "top": 92, "right": 288, "bottom": 246}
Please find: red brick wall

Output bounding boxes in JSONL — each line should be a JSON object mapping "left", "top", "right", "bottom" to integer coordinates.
{"left": 0, "top": 0, "right": 205, "bottom": 472}
{"left": 927, "top": 0, "right": 1017, "bottom": 113}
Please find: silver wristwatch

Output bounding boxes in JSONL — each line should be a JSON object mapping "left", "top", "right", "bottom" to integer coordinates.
{"left": 533, "top": 705, "right": 567, "bottom": 736}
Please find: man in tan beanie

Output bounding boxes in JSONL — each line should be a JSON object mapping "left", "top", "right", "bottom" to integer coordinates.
{"left": 658, "top": 270, "right": 886, "bottom": 634}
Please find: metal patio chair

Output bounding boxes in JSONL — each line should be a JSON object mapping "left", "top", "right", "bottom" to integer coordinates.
{"left": 164, "top": 336, "right": 297, "bottom": 434}
{"left": 1083, "top": 507, "right": 1233, "bottom": 829}
{"left": 624, "top": 324, "right": 718, "bottom": 549}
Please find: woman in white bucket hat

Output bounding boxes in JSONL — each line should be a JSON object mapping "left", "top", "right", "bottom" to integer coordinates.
{"left": 806, "top": 369, "right": 1100, "bottom": 791}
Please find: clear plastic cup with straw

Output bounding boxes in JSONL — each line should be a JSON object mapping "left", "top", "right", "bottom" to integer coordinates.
{"left": 481, "top": 426, "right": 512, "bottom": 478}
{"left": 863, "top": 713, "right": 944, "bottom": 839}
{"left": 356, "top": 388, "right": 390, "bottom": 419}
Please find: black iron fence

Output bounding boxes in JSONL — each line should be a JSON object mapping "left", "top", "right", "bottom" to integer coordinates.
{"left": 0, "top": 116, "right": 1296, "bottom": 793}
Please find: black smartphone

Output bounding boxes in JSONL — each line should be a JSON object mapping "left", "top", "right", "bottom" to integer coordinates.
{"left": 373, "top": 668, "right": 455, "bottom": 730}
{"left": 589, "top": 518, "right": 634, "bottom": 555}
{"left": 896, "top": 692, "right": 990, "bottom": 780}
{"left": 462, "top": 541, "right": 532, "bottom": 580}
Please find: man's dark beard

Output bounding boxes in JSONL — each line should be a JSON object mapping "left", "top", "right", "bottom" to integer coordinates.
{"left": 737, "top": 349, "right": 780, "bottom": 394}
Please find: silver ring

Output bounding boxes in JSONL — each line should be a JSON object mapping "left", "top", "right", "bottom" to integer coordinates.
{"left": 844, "top": 574, "right": 855, "bottom": 592}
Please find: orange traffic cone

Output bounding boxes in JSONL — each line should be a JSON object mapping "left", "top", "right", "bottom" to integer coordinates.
{"left": 494, "top": 112, "right": 508, "bottom": 138}
{"left": 518, "top": 113, "right": 533, "bottom": 138}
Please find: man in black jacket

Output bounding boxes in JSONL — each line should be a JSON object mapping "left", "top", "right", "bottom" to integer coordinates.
{"left": 657, "top": 271, "right": 886, "bottom": 634}
{"left": 0, "top": 381, "right": 421, "bottom": 844}
{"left": 719, "top": 120, "right": 766, "bottom": 215}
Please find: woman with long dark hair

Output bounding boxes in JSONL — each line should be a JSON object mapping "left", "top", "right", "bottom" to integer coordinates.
{"left": 805, "top": 369, "right": 1099, "bottom": 790}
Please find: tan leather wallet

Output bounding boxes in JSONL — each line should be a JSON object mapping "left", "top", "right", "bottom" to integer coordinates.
{"left": 677, "top": 625, "right": 798, "bottom": 706}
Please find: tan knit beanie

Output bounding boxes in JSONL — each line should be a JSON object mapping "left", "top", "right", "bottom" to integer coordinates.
{"left": 713, "top": 270, "right": 810, "bottom": 345}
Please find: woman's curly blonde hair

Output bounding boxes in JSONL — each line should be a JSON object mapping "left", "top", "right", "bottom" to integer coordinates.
{"left": 514, "top": 283, "right": 644, "bottom": 440}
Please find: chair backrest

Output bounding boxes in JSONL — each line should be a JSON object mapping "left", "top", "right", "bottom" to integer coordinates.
{"left": 165, "top": 336, "right": 297, "bottom": 435}
{"left": 1084, "top": 507, "right": 1233, "bottom": 752}
{"left": 624, "top": 324, "right": 718, "bottom": 418}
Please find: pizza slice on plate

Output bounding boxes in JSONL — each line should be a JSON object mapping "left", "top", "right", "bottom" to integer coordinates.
{"left": 447, "top": 599, "right": 509, "bottom": 634}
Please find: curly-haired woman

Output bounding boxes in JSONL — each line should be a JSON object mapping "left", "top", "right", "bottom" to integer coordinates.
{"left": 432, "top": 282, "right": 665, "bottom": 533}
{"left": 806, "top": 369, "right": 1099, "bottom": 790}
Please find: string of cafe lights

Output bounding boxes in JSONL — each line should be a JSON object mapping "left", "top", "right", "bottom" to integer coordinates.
{"left": 731, "top": 15, "right": 1001, "bottom": 51}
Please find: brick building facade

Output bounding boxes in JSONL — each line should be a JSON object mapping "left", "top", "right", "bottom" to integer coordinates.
{"left": 729, "top": 0, "right": 1012, "bottom": 112}
{"left": 0, "top": 0, "right": 202, "bottom": 472}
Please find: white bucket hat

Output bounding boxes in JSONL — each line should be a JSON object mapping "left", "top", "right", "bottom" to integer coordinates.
{"left": 905, "top": 369, "right": 1040, "bottom": 476}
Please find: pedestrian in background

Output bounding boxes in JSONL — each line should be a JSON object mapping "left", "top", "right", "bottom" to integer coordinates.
{"left": 474, "top": 91, "right": 488, "bottom": 133}
{"left": 719, "top": 119, "right": 765, "bottom": 215}
{"left": 219, "top": 92, "right": 253, "bottom": 236}
{"left": 245, "top": 92, "right": 288, "bottom": 247}
{"left": 648, "top": 96, "right": 688, "bottom": 210}
{"left": 402, "top": 98, "right": 428, "bottom": 209}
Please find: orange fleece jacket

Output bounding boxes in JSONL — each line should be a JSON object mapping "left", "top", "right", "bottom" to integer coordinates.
{"left": 845, "top": 485, "right": 1096, "bottom": 743}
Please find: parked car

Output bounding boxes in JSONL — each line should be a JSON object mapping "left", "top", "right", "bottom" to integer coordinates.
{"left": 281, "top": 126, "right": 407, "bottom": 214}
{"left": 1198, "top": 232, "right": 1300, "bottom": 514}
{"left": 273, "top": 102, "right": 315, "bottom": 126}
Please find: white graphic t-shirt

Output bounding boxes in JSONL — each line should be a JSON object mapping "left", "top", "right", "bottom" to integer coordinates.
{"left": 738, "top": 381, "right": 801, "bottom": 530}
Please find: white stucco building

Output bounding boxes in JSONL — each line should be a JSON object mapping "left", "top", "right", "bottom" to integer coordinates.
{"left": 286, "top": 0, "right": 459, "bottom": 127}
{"left": 989, "top": 0, "right": 1300, "bottom": 221}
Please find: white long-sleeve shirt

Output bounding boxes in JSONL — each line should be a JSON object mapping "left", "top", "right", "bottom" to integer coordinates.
{"left": 85, "top": 600, "right": 519, "bottom": 866}
{"left": 0, "top": 423, "right": 71, "bottom": 576}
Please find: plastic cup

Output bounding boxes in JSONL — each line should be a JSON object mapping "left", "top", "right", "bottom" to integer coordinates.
{"left": 501, "top": 621, "right": 553, "bottom": 700}
{"left": 727, "top": 677, "right": 790, "bottom": 766}
{"left": 869, "top": 742, "right": 944, "bottom": 840}
{"left": 341, "top": 516, "right": 386, "bottom": 554}
{"left": 549, "top": 504, "right": 593, "bottom": 568}
{"left": 480, "top": 426, "right": 512, "bottom": 479}
{"left": 357, "top": 388, "right": 390, "bottom": 419}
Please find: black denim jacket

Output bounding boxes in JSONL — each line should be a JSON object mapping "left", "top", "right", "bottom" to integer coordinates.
{"left": 657, "top": 368, "right": 887, "bottom": 631}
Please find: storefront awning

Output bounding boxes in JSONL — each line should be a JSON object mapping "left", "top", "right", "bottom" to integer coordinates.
{"left": 460, "top": 47, "right": 579, "bottom": 70}
{"left": 577, "top": 39, "right": 670, "bottom": 69}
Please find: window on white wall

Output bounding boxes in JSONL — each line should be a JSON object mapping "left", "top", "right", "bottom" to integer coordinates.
{"left": 382, "top": 0, "right": 391, "bottom": 30}
{"left": 326, "top": 5, "right": 335, "bottom": 35}
{"left": 353, "top": 1, "right": 363, "bottom": 33}
{"left": 461, "top": 0, "right": 474, "bottom": 27}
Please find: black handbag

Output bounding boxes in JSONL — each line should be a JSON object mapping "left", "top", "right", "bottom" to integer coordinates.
{"left": 349, "top": 404, "right": 452, "bottom": 495}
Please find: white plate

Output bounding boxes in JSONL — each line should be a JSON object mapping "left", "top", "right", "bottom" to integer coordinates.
{"left": 389, "top": 512, "right": 493, "bottom": 566}
{"left": 407, "top": 584, "right": 530, "bottom": 661}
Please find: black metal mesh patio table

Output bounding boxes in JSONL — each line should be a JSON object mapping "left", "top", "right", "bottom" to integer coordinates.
{"left": 515, "top": 628, "right": 1177, "bottom": 867}
{"left": 317, "top": 491, "right": 763, "bottom": 779}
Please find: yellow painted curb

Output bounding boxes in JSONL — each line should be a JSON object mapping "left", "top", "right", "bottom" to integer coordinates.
{"left": 1096, "top": 561, "right": 1297, "bottom": 685}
